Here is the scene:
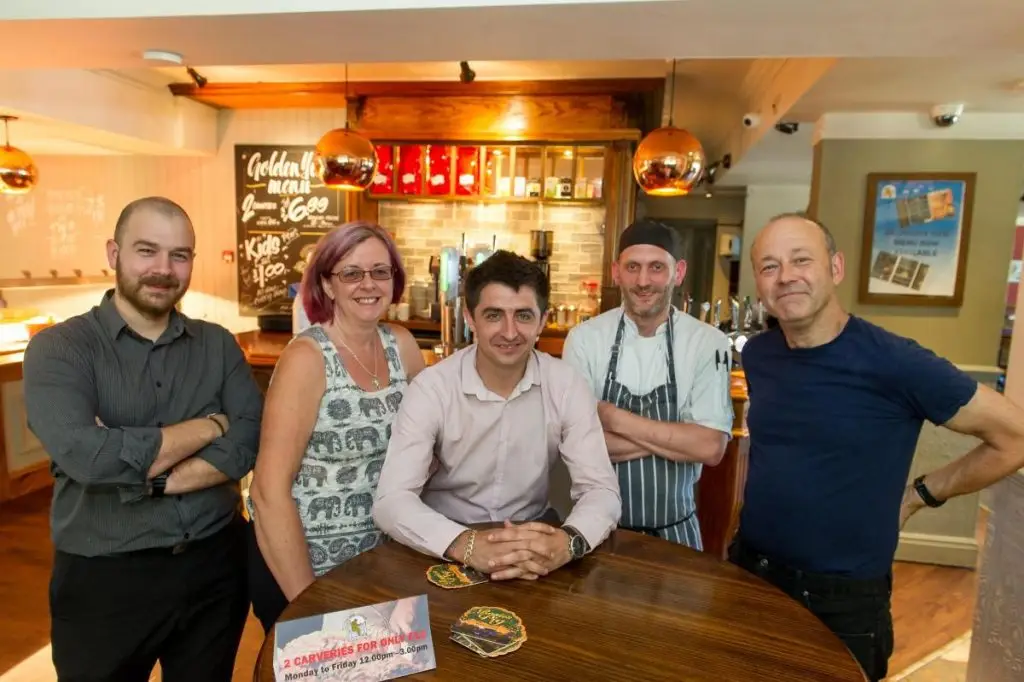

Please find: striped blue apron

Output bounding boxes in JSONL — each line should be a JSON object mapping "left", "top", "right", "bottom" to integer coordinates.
{"left": 601, "top": 309, "right": 703, "bottom": 550}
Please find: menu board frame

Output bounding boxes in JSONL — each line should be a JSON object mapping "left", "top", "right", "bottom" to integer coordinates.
{"left": 234, "top": 144, "right": 345, "bottom": 317}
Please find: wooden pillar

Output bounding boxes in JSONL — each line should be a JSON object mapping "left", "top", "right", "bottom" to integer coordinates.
{"left": 599, "top": 140, "right": 638, "bottom": 312}
{"left": 696, "top": 370, "right": 750, "bottom": 559}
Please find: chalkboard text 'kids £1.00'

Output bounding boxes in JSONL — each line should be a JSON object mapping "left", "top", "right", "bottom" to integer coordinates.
{"left": 235, "top": 145, "right": 345, "bottom": 316}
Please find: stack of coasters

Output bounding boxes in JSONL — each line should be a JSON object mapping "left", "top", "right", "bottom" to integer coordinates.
{"left": 449, "top": 606, "right": 527, "bottom": 658}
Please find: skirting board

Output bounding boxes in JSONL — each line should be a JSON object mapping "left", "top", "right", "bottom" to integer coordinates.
{"left": 895, "top": 531, "right": 979, "bottom": 568}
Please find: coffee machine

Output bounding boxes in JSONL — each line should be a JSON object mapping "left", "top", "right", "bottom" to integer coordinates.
{"left": 431, "top": 234, "right": 498, "bottom": 358}
{"left": 530, "top": 230, "right": 554, "bottom": 279}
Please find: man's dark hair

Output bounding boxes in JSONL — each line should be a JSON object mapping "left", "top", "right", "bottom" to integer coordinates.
{"left": 464, "top": 250, "right": 550, "bottom": 314}
{"left": 113, "top": 196, "right": 194, "bottom": 246}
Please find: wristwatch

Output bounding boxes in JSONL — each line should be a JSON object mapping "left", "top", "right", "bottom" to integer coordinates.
{"left": 912, "top": 475, "right": 945, "bottom": 508}
{"left": 562, "top": 525, "right": 589, "bottom": 561}
{"left": 149, "top": 473, "right": 169, "bottom": 499}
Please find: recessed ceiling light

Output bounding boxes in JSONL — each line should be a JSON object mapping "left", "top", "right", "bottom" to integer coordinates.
{"left": 143, "top": 50, "right": 184, "bottom": 65}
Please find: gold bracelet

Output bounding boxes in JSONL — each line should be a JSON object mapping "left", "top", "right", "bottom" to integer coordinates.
{"left": 462, "top": 530, "right": 477, "bottom": 566}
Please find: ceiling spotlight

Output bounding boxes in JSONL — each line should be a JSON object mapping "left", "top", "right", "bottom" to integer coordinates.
{"left": 774, "top": 121, "right": 799, "bottom": 135}
{"left": 142, "top": 49, "right": 184, "bottom": 65}
{"left": 459, "top": 61, "right": 476, "bottom": 84}
{"left": 186, "top": 66, "right": 208, "bottom": 88}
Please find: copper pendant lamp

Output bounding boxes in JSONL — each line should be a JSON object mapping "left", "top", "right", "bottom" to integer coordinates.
{"left": 0, "top": 115, "right": 39, "bottom": 195}
{"left": 632, "top": 59, "right": 706, "bottom": 196}
{"left": 314, "top": 64, "right": 378, "bottom": 192}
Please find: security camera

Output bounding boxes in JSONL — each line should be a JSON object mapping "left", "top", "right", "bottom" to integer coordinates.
{"left": 742, "top": 113, "right": 761, "bottom": 128}
{"left": 930, "top": 103, "right": 964, "bottom": 128}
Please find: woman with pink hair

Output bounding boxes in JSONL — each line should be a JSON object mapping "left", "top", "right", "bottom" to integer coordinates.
{"left": 246, "top": 221, "right": 425, "bottom": 632}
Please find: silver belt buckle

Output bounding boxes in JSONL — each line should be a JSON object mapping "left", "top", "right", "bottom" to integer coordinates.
{"left": 171, "top": 542, "right": 188, "bottom": 555}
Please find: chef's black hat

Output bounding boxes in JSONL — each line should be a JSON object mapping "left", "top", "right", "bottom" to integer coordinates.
{"left": 617, "top": 219, "right": 682, "bottom": 260}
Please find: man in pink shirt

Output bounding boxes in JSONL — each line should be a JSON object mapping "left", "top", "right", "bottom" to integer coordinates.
{"left": 373, "top": 250, "right": 621, "bottom": 580}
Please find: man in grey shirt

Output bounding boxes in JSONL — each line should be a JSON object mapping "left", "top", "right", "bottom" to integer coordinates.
{"left": 23, "top": 196, "right": 263, "bottom": 682}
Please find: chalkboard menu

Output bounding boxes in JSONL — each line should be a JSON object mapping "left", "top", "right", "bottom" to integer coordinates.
{"left": 235, "top": 145, "right": 345, "bottom": 316}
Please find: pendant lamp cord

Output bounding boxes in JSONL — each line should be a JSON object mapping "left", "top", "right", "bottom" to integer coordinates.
{"left": 344, "top": 64, "right": 351, "bottom": 131}
{"left": 667, "top": 59, "right": 677, "bottom": 127}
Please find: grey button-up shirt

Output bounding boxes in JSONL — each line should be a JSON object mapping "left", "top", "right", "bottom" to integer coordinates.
{"left": 22, "top": 290, "right": 264, "bottom": 557}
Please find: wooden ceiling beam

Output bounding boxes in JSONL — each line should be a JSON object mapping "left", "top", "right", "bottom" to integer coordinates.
{"left": 167, "top": 78, "right": 665, "bottom": 109}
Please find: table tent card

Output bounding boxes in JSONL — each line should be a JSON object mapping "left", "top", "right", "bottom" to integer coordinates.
{"left": 274, "top": 594, "right": 436, "bottom": 681}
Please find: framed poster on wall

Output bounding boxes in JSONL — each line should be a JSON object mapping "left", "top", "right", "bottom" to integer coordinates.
{"left": 858, "top": 172, "right": 975, "bottom": 307}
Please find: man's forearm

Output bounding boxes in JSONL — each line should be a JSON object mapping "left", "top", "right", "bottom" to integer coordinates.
{"left": 372, "top": 491, "right": 469, "bottom": 559}
{"left": 148, "top": 418, "right": 222, "bottom": 479}
{"left": 920, "top": 440, "right": 1024, "bottom": 504}
{"left": 164, "top": 456, "right": 232, "bottom": 495}
{"left": 607, "top": 409, "right": 725, "bottom": 465}
{"left": 604, "top": 431, "right": 648, "bottom": 463}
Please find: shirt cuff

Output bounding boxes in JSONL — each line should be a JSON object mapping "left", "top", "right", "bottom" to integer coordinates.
{"left": 117, "top": 426, "right": 163, "bottom": 475}
{"left": 196, "top": 438, "right": 247, "bottom": 481}
{"left": 426, "top": 519, "right": 472, "bottom": 560}
{"left": 563, "top": 508, "right": 616, "bottom": 554}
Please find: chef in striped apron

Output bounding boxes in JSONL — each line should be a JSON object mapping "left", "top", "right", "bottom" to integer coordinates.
{"left": 562, "top": 219, "right": 735, "bottom": 549}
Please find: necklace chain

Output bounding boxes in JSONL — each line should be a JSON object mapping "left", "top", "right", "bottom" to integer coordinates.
{"left": 334, "top": 333, "right": 381, "bottom": 389}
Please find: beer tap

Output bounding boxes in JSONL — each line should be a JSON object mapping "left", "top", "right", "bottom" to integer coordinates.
{"left": 741, "top": 296, "right": 754, "bottom": 332}
{"left": 755, "top": 298, "right": 767, "bottom": 330}
{"left": 712, "top": 299, "right": 722, "bottom": 329}
{"left": 682, "top": 293, "right": 693, "bottom": 316}
{"left": 729, "top": 297, "right": 740, "bottom": 333}
{"left": 700, "top": 301, "right": 711, "bottom": 324}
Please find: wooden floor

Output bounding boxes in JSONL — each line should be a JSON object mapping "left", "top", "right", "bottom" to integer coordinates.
{"left": 0, "top": 487, "right": 984, "bottom": 680}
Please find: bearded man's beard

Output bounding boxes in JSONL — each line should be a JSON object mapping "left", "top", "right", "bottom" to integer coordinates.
{"left": 115, "top": 260, "right": 185, "bottom": 318}
{"left": 625, "top": 284, "right": 673, "bottom": 318}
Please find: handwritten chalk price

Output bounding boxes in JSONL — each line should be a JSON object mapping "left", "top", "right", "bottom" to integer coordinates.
{"left": 282, "top": 196, "right": 329, "bottom": 224}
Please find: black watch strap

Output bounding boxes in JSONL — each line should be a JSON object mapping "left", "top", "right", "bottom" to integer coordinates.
{"left": 913, "top": 475, "right": 944, "bottom": 508}
{"left": 150, "top": 473, "right": 169, "bottom": 498}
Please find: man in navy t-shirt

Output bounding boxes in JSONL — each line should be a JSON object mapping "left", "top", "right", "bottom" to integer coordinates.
{"left": 734, "top": 212, "right": 1024, "bottom": 681}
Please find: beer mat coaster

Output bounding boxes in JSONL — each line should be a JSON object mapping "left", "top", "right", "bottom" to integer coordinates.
{"left": 426, "top": 563, "right": 489, "bottom": 589}
{"left": 450, "top": 606, "right": 526, "bottom": 658}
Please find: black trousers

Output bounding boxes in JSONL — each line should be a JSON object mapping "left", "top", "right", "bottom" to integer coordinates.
{"left": 49, "top": 516, "right": 249, "bottom": 682}
{"left": 728, "top": 536, "right": 894, "bottom": 682}
{"left": 246, "top": 519, "right": 290, "bottom": 634}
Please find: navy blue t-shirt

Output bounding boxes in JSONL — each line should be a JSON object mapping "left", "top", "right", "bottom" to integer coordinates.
{"left": 738, "top": 316, "right": 977, "bottom": 579}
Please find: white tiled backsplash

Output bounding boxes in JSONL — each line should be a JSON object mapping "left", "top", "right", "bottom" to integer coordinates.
{"left": 377, "top": 201, "right": 605, "bottom": 307}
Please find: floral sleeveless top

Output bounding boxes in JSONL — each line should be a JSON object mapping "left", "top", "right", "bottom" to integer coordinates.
{"left": 249, "top": 324, "right": 408, "bottom": 577}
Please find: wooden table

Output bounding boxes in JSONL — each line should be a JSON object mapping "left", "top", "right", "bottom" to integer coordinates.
{"left": 255, "top": 530, "right": 866, "bottom": 681}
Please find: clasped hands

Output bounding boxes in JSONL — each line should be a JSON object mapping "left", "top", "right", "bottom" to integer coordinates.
{"left": 459, "top": 520, "right": 571, "bottom": 581}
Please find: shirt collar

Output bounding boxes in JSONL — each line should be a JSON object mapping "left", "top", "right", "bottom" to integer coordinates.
{"left": 97, "top": 288, "right": 194, "bottom": 342}
{"left": 460, "top": 344, "right": 541, "bottom": 401}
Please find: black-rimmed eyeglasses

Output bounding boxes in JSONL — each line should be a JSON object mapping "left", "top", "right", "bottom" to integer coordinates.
{"left": 331, "top": 266, "right": 396, "bottom": 284}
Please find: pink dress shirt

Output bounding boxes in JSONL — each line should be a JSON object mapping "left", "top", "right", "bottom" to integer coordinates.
{"left": 372, "top": 345, "right": 622, "bottom": 559}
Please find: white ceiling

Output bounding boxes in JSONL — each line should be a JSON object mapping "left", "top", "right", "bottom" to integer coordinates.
{"left": 2, "top": 0, "right": 1024, "bottom": 182}
{"left": 717, "top": 125, "right": 814, "bottom": 187}
{"left": 1, "top": 0, "right": 1021, "bottom": 69}
{"left": 790, "top": 57, "right": 1024, "bottom": 119}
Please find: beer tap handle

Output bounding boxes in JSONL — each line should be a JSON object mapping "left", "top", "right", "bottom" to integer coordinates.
{"left": 700, "top": 301, "right": 711, "bottom": 324}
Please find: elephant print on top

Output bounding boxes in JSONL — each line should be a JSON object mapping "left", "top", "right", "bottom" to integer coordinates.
{"left": 247, "top": 323, "right": 409, "bottom": 579}
{"left": 384, "top": 345, "right": 400, "bottom": 372}
{"left": 358, "top": 396, "right": 386, "bottom": 418}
